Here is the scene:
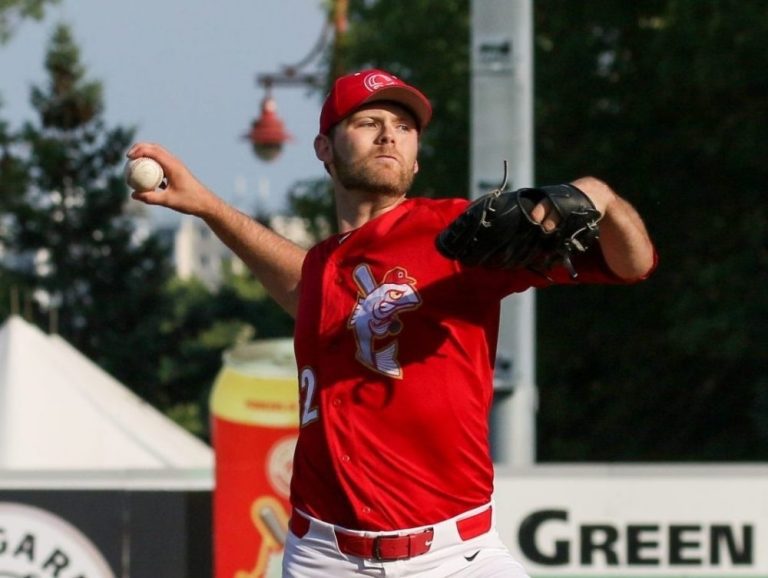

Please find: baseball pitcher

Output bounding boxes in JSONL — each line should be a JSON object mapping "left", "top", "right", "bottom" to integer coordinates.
{"left": 129, "top": 68, "right": 657, "bottom": 577}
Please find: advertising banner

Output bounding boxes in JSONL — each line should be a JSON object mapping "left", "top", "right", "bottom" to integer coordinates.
{"left": 0, "top": 501, "right": 115, "bottom": 577}
{"left": 210, "top": 339, "right": 298, "bottom": 578}
{"left": 495, "top": 465, "right": 768, "bottom": 577}
{"left": 0, "top": 488, "right": 211, "bottom": 578}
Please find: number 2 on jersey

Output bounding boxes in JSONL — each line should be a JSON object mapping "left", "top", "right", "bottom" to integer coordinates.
{"left": 300, "top": 366, "right": 319, "bottom": 427}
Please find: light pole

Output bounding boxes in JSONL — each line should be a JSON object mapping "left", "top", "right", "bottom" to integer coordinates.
{"left": 471, "top": 0, "right": 537, "bottom": 466}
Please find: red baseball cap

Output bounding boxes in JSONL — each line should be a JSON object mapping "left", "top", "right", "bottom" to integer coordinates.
{"left": 319, "top": 69, "right": 432, "bottom": 135}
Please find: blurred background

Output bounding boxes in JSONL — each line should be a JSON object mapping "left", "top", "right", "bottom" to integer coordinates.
{"left": 1, "top": 0, "right": 766, "bottom": 461}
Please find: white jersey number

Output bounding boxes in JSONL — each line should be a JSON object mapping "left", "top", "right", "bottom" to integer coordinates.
{"left": 300, "top": 366, "right": 319, "bottom": 427}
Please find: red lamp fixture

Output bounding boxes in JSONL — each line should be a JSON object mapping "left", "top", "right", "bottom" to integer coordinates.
{"left": 246, "top": 92, "right": 292, "bottom": 162}
{"left": 245, "top": 1, "right": 348, "bottom": 163}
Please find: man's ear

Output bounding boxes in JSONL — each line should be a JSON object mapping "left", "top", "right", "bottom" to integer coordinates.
{"left": 314, "top": 134, "right": 332, "bottom": 163}
{"left": 413, "top": 159, "right": 419, "bottom": 175}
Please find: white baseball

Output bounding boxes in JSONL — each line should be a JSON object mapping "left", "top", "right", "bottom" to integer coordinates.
{"left": 125, "top": 157, "right": 164, "bottom": 191}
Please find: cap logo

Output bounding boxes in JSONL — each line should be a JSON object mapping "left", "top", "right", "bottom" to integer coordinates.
{"left": 363, "top": 72, "right": 398, "bottom": 92}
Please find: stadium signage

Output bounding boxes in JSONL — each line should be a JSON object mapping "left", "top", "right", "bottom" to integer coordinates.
{"left": 0, "top": 502, "right": 115, "bottom": 578}
{"left": 517, "top": 508, "right": 752, "bottom": 567}
{"left": 494, "top": 465, "right": 768, "bottom": 576}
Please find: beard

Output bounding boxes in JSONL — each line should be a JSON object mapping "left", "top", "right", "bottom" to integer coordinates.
{"left": 332, "top": 145, "right": 415, "bottom": 196}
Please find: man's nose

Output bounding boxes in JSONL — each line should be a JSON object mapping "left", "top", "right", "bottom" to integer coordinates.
{"left": 376, "top": 123, "right": 396, "bottom": 144}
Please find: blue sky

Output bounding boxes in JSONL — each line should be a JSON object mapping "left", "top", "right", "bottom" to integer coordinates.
{"left": 0, "top": 0, "right": 327, "bottom": 223}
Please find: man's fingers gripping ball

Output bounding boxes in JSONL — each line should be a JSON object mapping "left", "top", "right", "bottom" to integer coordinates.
{"left": 125, "top": 156, "right": 165, "bottom": 192}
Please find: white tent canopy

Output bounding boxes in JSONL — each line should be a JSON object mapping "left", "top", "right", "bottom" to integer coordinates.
{"left": 0, "top": 315, "right": 212, "bottom": 487}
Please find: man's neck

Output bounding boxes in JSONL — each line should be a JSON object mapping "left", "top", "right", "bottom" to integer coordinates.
{"left": 335, "top": 188, "right": 407, "bottom": 233}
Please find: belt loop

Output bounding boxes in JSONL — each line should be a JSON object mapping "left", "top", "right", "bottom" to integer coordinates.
{"left": 456, "top": 506, "right": 492, "bottom": 541}
{"left": 289, "top": 512, "right": 310, "bottom": 538}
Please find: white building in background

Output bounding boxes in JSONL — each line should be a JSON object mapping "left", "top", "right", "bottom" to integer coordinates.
{"left": 268, "top": 214, "right": 320, "bottom": 249}
{"left": 1, "top": 208, "right": 317, "bottom": 295}
{"left": 173, "top": 217, "right": 230, "bottom": 290}
{"left": 172, "top": 214, "right": 318, "bottom": 291}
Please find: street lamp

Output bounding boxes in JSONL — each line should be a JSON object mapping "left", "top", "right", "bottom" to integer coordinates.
{"left": 245, "top": 0, "right": 347, "bottom": 162}
{"left": 246, "top": 85, "right": 292, "bottom": 162}
{"left": 245, "top": 27, "right": 329, "bottom": 162}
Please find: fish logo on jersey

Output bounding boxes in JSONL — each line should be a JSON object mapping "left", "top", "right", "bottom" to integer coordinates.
{"left": 348, "top": 264, "right": 422, "bottom": 378}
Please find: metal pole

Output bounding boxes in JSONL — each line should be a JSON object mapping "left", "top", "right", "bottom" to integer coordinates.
{"left": 471, "top": 0, "right": 536, "bottom": 466}
{"left": 330, "top": 0, "right": 349, "bottom": 79}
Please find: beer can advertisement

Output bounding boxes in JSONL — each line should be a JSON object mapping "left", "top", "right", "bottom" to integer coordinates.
{"left": 210, "top": 339, "right": 298, "bottom": 578}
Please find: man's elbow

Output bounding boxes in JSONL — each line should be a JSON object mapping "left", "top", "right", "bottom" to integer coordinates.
{"left": 614, "top": 247, "right": 658, "bottom": 282}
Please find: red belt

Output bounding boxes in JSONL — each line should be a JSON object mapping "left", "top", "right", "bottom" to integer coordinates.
{"left": 289, "top": 506, "right": 492, "bottom": 562}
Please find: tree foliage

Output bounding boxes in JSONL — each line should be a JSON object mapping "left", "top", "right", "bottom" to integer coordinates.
{"left": 2, "top": 3, "right": 763, "bottom": 456}
{"left": 287, "top": 0, "right": 470, "bottom": 230}
{"left": 154, "top": 267, "right": 294, "bottom": 439}
{"left": 0, "top": 24, "right": 295, "bottom": 440}
{"left": 287, "top": 177, "right": 336, "bottom": 238}
{"left": 0, "top": 24, "right": 173, "bottom": 401}
{"left": 341, "top": 0, "right": 768, "bottom": 460}
{"left": 0, "top": 0, "right": 59, "bottom": 44}
{"left": 534, "top": 0, "right": 768, "bottom": 460}
{"left": 343, "top": 0, "right": 470, "bottom": 199}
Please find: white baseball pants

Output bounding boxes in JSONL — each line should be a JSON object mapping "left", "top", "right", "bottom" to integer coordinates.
{"left": 282, "top": 503, "right": 530, "bottom": 577}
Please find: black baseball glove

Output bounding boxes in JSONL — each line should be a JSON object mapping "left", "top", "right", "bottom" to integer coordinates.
{"left": 436, "top": 169, "right": 602, "bottom": 278}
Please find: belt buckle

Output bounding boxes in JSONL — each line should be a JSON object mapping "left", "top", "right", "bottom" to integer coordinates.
{"left": 371, "top": 535, "right": 406, "bottom": 562}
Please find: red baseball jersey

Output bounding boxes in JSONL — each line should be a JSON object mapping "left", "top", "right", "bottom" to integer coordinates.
{"left": 291, "top": 197, "right": 629, "bottom": 531}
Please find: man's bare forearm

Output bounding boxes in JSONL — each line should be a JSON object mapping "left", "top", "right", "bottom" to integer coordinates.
{"left": 200, "top": 196, "right": 306, "bottom": 316}
{"left": 128, "top": 143, "right": 306, "bottom": 317}
{"left": 572, "top": 176, "right": 656, "bottom": 280}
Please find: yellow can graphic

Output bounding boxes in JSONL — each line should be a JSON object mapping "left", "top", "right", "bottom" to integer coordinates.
{"left": 210, "top": 339, "right": 298, "bottom": 578}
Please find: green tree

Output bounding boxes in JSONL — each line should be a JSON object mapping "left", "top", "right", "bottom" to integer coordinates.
{"left": 340, "top": 0, "right": 768, "bottom": 460}
{"left": 286, "top": 0, "right": 470, "bottom": 232}
{"left": 0, "top": 24, "right": 174, "bottom": 402}
{"left": 0, "top": 114, "right": 29, "bottom": 317}
{"left": 154, "top": 265, "right": 294, "bottom": 440}
{"left": 0, "top": 0, "right": 60, "bottom": 44}
{"left": 1, "top": 0, "right": 60, "bottom": 318}
{"left": 534, "top": 0, "right": 768, "bottom": 460}
{"left": 287, "top": 178, "right": 336, "bottom": 238}
{"left": 341, "top": 0, "right": 470, "bottom": 199}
